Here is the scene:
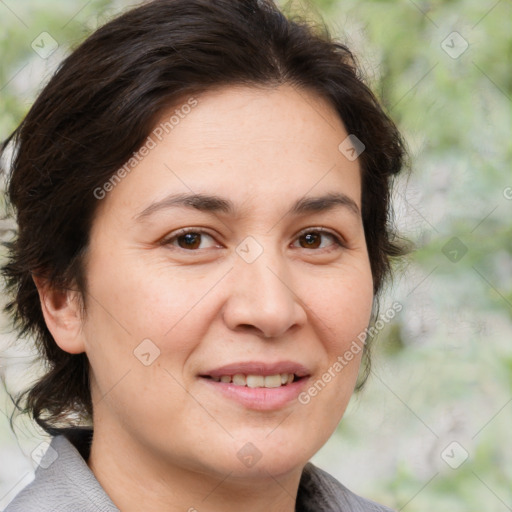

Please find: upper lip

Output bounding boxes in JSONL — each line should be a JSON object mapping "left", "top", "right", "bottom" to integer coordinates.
{"left": 201, "top": 361, "right": 311, "bottom": 379}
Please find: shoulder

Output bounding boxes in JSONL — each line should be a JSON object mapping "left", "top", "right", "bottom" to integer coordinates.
{"left": 297, "top": 462, "right": 396, "bottom": 512}
{"left": 4, "top": 433, "right": 118, "bottom": 512}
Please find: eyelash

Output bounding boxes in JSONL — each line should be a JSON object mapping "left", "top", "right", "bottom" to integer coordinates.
{"left": 160, "top": 227, "right": 346, "bottom": 252}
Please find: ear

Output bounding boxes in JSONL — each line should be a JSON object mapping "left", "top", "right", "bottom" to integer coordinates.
{"left": 32, "top": 274, "right": 86, "bottom": 354}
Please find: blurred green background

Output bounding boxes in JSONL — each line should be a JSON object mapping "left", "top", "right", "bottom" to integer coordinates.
{"left": 1, "top": 0, "right": 511, "bottom": 510}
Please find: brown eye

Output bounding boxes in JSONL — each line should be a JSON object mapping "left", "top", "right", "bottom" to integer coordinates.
{"left": 176, "top": 232, "right": 202, "bottom": 249}
{"left": 299, "top": 232, "right": 322, "bottom": 249}
{"left": 294, "top": 229, "right": 344, "bottom": 250}
{"left": 162, "top": 230, "right": 218, "bottom": 250}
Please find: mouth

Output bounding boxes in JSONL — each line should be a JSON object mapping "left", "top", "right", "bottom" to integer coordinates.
{"left": 200, "top": 372, "right": 303, "bottom": 388}
{"left": 198, "top": 361, "right": 311, "bottom": 410}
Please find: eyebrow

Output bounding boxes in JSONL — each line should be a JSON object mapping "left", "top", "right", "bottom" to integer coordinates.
{"left": 134, "top": 191, "right": 360, "bottom": 221}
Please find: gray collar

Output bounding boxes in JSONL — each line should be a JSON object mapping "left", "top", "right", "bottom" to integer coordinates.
{"left": 5, "top": 430, "right": 394, "bottom": 511}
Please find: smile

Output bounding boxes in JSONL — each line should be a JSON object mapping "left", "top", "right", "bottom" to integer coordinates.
{"left": 199, "top": 361, "right": 311, "bottom": 410}
{"left": 207, "top": 373, "right": 296, "bottom": 388}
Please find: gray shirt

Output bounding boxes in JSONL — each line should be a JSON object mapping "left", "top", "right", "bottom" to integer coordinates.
{"left": 4, "top": 430, "right": 395, "bottom": 511}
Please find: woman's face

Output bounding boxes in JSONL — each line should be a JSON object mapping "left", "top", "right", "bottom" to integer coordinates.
{"left": 81, "top": 84, "right": 374, "bottom": 479}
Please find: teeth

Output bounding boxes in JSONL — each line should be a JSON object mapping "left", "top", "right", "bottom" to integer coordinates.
{"left": 264, "top": 375, "right": 282, "bottom": 388}
{"left": 247, "top": 375, "right": 265, "bottom": 388}
{"left": 232, "top": 374, "right": 246, "bottom": 386}
{"left": 211, "top": 373, "right": 296, "bottom": 388}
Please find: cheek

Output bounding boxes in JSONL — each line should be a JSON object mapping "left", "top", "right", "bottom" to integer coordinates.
{"left": 85, "top": 251, "right": 214, "bottom": 343}
{"left": 294, "top": 279, "right": 372, "bottom": 460}
{"left": 79, "top": 258, "right": 195, "bottom": 392}
{"left": 301, "top": 265, "right": 373, "bottom": 411}
{"left": 312, "top": 266, "right": 374, "bottom": 351}
{"left": 81, "top": 260, "right": 206, "bottom": 428}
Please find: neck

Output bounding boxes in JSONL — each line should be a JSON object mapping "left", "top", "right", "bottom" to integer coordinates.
{"left": 87, "top": 425, "right": 302, "bottom": 512}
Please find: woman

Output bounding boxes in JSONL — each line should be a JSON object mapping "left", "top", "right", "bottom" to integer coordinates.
{"left": 1, "top": 0, "right": 407, "bottom": 510}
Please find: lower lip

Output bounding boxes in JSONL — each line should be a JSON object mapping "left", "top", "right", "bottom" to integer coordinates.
{"left": 200, "top": 377, "right": 309, "bottom": 410}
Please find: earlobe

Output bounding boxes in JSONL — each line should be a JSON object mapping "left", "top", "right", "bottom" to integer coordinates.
{"left": 32, "top": 274, "right": 86, "bottom": 354}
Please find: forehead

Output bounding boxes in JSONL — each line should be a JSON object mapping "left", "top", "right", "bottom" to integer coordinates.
{"left": 163, "top": 84, "right": 347, "bottom": 160}
{"left": 94, "top": 84, "right": 362, "bottom": 222}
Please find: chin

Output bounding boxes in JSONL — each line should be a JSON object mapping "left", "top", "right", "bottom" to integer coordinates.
{"left": 222, "top": 455, "right": 307, "bottom": 481}
{"left": 224, "top": 433, "right": 316, "bottom": 479}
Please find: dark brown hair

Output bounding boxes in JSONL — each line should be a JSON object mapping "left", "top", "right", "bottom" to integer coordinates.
{"left": 1, "top": 0, "right": 408, "bottom": 436}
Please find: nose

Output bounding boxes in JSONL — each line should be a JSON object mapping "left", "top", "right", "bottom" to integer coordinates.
{"left": 222, "top": 243, "right": 307, "bottom": 339}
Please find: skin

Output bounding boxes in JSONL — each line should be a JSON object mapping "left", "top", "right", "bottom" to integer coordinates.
{"left": 35, "top": 84, "right": 374, "bottom": 512}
